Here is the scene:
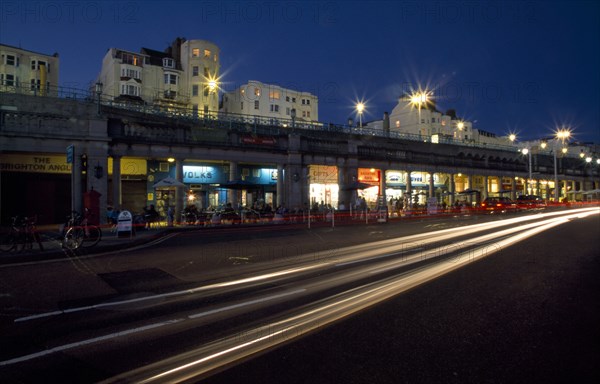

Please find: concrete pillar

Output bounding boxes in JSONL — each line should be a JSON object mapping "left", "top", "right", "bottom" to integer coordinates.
{"left": 380, "top": 168, "right": 387, "bottom": 204}
{"left": 483, "top": 175, "right": 489, "bottom": 201}
{"left": 229, "top": 161, "right": 238, "bottom": 207}
{"left": 72, "top": 146, "right": 83, "bottom": 214}
{"left": 276, "top": 164, "right": 284, "bottom": 208}
{"left": 112, "top": 155, "right": 122, "bottom": 211}
{"left": 175, "top": 159, "right": 184, "bottom": 225}
{"left": 428, "top": 172, "right": 434, "bottom": 198}
{"left": 511, "top": 177, "right": 517, "bottom": 200}
{"left": 449, "top": 173, "right": 455, "bottom": 206}
{"left": 406, "top": 171, "right": 412, "bottom": 208}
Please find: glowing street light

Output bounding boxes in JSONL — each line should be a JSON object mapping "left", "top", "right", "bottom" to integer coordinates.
{"left": 356, "top": 102, "right": 365, "bottom": 128}
{"left": 521, "top": 147, "right": 533, "bottom": 194}
{"left": 552, "top": 127, "right": 572, "bottom": 201}
{"left": 509, "top": 133, "right": 517, "bottom": 143}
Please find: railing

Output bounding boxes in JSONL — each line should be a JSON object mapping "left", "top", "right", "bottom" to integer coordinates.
{"left": 1, "top": 84, "right": 595, "bottom": 159}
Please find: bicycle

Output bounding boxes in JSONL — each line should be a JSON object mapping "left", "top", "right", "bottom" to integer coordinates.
{"left": 62, "top": 210, "right": 102, "bottom": 250}
{"left": 0, "top": 215, "right": 44, "bottom": 253}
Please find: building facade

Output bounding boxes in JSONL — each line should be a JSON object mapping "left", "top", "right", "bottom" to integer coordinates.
{"left": 0, "top": 44, "right": 59, "bottom": 96}
{"left": 95, "top": 38, "right": 220, "bottom": 116}
{"left": 220, "top": 80, "right": 319, "bottom": 125}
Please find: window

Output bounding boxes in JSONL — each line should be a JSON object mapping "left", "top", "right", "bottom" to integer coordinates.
{"left": 254, "top": 87, "right": 261, "bottom": 97}
{"left": 121, "top": 67, "right": 140, "bottom": 79}
{"left": 192, "top": 48, "right": 200, "bottom": 57}
{"left": 192, "top": 84, "right": 199, "bottom": 96}
{"left": 270, "top": 104, "right": 279, "bottom": 112}
{"left": 286, "top": 107, "right": 290, "bottom": 115}
{"left": 254, "top": 100, "right": 259, "bottom": 110}
{"left": 302, "top": 99, "right": 305, "bottom": 105}
{"left": 30, "top": 79, "right": 41, "bottom": 90}
{"left": 241, "top": 89, "right": 245, "bottom": 96}
{"left": 306, "top": 99, "right": 310, "bottom": 105}
{"left": 6, "top": 55, "right": 15, "bottom": 66}
{"left": 121, "top": 53, "right": 140, "bottom": 66}
{"left": 286, "top": 96, "right": 290, "bottom": 102}
{"left": 203, "top": 86, "right": 209, "bottom": 97}
{"left": 164, "top": 73, "right": 177, "bottom": 85}
{"left": 164, "top": 90, "right": 177, "bottom": 99}
{"left": 214, "top": 54, "right": 218, "bottom": 62}
{"left": 241, "top": 102, "right": 244, "bottom": 110}
{"left": 204, "top": 105, "right": 209, "bottom": 115}
{"left": 269, "top": 89, "right": 280, "bottom": 100}
{"left": 204, "top": 49, "right": 211, "bottom": 58}
{"left": 120, "top": 84, "right": 140, "bottom": 96}
{"left": 163, "top": 58, "right": 174, "bottom": 68}
{"left": 4, "top": 74, "right": 15, "bottom": 86}
{"left": 192, "top": 104, "right": 198, "bottom": 116}
{"left": 292, "top": 97, "right": 296, "bottom": 103}
{"left": 192, "top": 66, "right": 199, "bottom": 76}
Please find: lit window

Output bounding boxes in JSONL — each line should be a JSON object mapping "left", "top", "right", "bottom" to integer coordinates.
{"left": 269, "top": 89, "right": 280, "bottom": 100}
{"left": 241, "top": 89, "right": 245, "bottom": 96}
{"left": 254, "top": 88, "right": 261, "bottom": 96}
{"left": 396, "top": 120, "right": 400, "bottom": 128}
{"left": 192, "top": 48, "right": 200, "bottom": 57}
{"left": 204, "top": 49, "right": 211, "bottom": 58}
{"left": 214, "top": 54, "right": 218, "bottom": 62}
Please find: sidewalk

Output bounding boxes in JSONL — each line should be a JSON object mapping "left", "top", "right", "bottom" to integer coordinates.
{"left": 0, "top": 224, "right": 173, "bottom": 265}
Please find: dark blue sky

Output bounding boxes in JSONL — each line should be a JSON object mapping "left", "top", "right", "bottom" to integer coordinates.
{"left": 2, "top": 0, "right": 599, "bottom": 143}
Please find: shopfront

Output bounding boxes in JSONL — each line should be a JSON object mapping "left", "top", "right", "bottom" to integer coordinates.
{"left": 0, "top": 153, "right": 72, "bottom": 224}
{"left": 309, "top": 165, "right": 339, "bottom": 208}
{"left": 357, "top": 168, "right": 381, "bottom": 207}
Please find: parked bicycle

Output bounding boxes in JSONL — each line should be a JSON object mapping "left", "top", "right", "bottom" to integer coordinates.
{"left": 0, "top": 215, "right": 44, "bottom": 253}
{"left": 62, "top": 210, "right": 102, "bottom": 250}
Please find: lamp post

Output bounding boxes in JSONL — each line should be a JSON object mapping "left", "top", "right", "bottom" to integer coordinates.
{"left": 553, "top": 128, "right": 571, "bottom": 201}
{"left": 356, "top": 102, "right": 365, "bottom": 128}
{"left": 521, "top": 147, "right": 532, "bottom": 195}
{"left": 95, "top": 82, "right": 103, "bottom": 115}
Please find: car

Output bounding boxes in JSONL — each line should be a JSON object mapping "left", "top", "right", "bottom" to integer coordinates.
{"left": 516, "top": 195, "right": 547, "bottom": 210}
{"left": 480, "top": 197, "right": 517, "bottom": 213}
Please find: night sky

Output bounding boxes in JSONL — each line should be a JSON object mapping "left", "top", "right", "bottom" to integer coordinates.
{"left": 1, "top": 0, "right": 599, "bottom": 143}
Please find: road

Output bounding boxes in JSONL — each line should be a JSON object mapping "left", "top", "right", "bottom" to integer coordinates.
{"left": 1, "top": 208, "right": 599, "bottom": 383}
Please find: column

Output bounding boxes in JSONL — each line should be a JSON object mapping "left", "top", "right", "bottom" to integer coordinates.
{"left": 276, "top": 164, "right": 284, "bottom": 208}
{"left": 406, "top": 171, "right": 412, "bottom": 208}
{"left": 483, "top": 176, "right": 489, "bottom": 201}
{"left": 428, "top": 172, "right": 434, "bottom": 198}
{"left": 112, "top": 155, "right": 122, "bottom": 211}
{"left": 175, "top": 159, "right": 184, "bottom": 225}
{"left": 511, "top": 177, "right": 517, "bottom": 200}
{"left": 449, "top": 173, "right": 455, "bottom": 206}
{"left": 380, "top": 168, "right": 387, "bottom": 205}
{"left": 229, "top": 161, "right": 238, "bottom": 207}
{"left": 72, "top": 147, "right": 82, "bottom": 214}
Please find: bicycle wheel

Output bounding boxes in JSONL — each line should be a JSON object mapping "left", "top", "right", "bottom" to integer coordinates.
{"left": 63, "top": 227, "right": 84, "bottom": 250}
{"left": 0, "top": 230, "right": 17, "bottom": 252}
{"left": 81, "top": 225, "right": 102, "bottom": 248}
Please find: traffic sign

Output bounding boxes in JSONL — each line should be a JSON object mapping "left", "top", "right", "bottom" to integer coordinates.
{"left": 66, "top": 145, "right": 74, "bottom": 164}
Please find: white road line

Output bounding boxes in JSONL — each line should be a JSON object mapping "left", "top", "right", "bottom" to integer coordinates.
{"left": 188, "top": 289, "right": 305, "bottom": 319}
{"left": 0, "top": 319, "right": 184, "bottom": 367}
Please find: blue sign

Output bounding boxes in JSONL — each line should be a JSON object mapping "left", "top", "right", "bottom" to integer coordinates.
{"left": 66, "top": 145, "right": 74, "bottom": 164}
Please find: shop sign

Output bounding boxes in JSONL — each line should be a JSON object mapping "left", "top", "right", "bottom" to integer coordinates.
{"left": 358, "top": 168, "right": 380, "bottom": 184}
{"left": 183, "top": 165, "right": 226, "bottom": 184}
{"left": 309, "top": 165, "right": 338, "bottom": 183}
{"left": 107, "top": 158, "right": 147, "bottom": 176}
{"left": 0, "top": 154, "right": 71, "bottom": 174}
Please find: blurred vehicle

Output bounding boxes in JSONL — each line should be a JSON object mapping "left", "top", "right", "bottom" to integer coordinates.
{"left": 516, "top": 195, "right": 547, "bottom": 210}
{"left": 480, "top": 197, "right": 517, "bottom": 213}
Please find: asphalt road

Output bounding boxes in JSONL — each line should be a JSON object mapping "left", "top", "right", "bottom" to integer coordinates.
{"left": 202, "top": 214, "right": 600, "bottom": 384}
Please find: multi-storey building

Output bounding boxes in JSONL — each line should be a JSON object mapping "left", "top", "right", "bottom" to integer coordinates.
{"left": 367, "top": 95, "right": 510, "bottom": 147}
{"left": 0, "top": 44, "right": 59, "bottom": 96}
{"left": 220, "top": 80, "right": 318, "bottom": 125}
{"left": 95, "top": 38, "right": 220, "bottom": 115}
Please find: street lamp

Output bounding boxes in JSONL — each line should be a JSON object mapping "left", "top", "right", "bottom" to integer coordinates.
{"left": 521, "top": 147, "right": 532, "bottom": 195}
{"left": 410, "top": 91, "right": 430, "bottom": 133}
{"left": 95, "top": 82, "right": 103, "bottom": 115}
{"left": 553, "top": 128, "right": 572, "bottom": 201}
{"left": 356, "top": 102, "right": 365, "bottom": 128}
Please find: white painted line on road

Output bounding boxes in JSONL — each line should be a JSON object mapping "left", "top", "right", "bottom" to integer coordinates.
{"left": 0, "top": 318, "right": 185, "bottom": 367}
{"left": 188, "top": 289, "right": 306, "bottom": 319}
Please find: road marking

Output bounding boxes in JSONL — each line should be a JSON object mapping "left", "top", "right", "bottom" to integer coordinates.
{"left": 188, "top": 289, "right": 305, "bottom": 319}
{"left": 0, "top": 319, "right": 185, "bottom": 367}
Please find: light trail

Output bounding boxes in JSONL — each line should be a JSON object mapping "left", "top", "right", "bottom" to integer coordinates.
{"left": 13, "top": 207, "right": 599, "bottom": 323}
{"left": 2, "top": 209, "right": 597, "bottom": 375}
{"left": 107, "top": 216, "right": 574, "bottom": 383}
